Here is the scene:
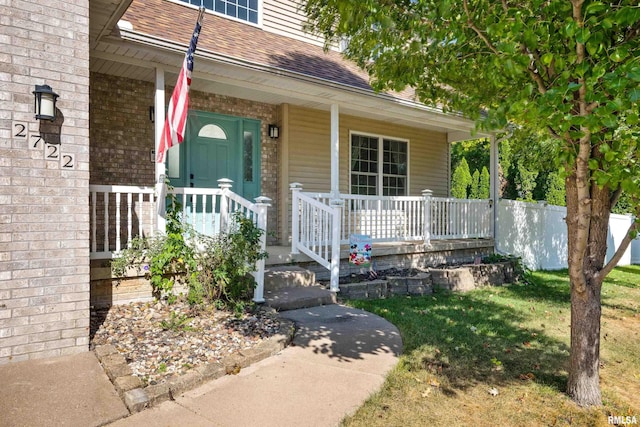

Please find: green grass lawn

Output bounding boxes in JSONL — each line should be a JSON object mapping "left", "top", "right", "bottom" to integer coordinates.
{"left": 343, "top": 266, "right": 640, "bottom": 426}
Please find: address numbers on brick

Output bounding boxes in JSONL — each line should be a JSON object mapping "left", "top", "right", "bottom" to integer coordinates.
{"left": 12, "top": 120, "right": 75, "bottom": 169}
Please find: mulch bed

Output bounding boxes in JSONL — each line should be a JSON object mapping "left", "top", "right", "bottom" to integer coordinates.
{"left": 90, "top": 300, "right": 282, "bottom": 386}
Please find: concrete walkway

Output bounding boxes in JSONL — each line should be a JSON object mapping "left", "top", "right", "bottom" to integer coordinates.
{"left": 0, "top": 351, "right": 129, "bottom": 427}
{"left": 0, "top": 305, "right": 402, "bottom": 427}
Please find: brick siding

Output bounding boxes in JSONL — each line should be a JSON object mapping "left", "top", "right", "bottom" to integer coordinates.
{"left": 0, "top": 0, "right": 90, "bottom": 364}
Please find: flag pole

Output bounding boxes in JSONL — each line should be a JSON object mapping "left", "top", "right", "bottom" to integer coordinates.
{"left": 154, "top": 6, "right": 205, "bottom": 232}
{"left": 156, "top": 6, "right": 205, "bottom": 164}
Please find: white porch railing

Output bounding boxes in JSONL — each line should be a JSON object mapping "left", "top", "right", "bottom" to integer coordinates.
{"left": 90, "top": 185, "right": 157, "bottom": 258}
{"left": 89, "top": 179, "right": 270, "bottom": 303}
{"left": 290, "top": 184, "right": 342, "bottom": 292}
{"left": 309, "top": 192, "right": 493, "bottom": 243}
{"left": 291, "top": 183, "right": 493, "bottom": 289}
{"left": 430, "top": 197, "right": 493, "bottom": 239}
{"left": 310, "top": 192, "right": 427, "bottom": 244}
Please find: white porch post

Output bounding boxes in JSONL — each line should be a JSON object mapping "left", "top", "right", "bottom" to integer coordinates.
{"left": 422, "top": 189, "right": 433, "bottom": 247}
{"left": 329, "top": 104, "right": 341, "bottom": 292}
{"left": 330, "top": 104, "right": 340, "bottom": 198}
{"left": 154, "top": 67, "right": 166, "bottom": 233}
{"left": 253, "top": 196, "right": 271, "bottom": 303}
{"left": 489, "top": 135, "right": 499, "bottom": 238}
{"left": 329, "top": 198, "right": 343, "bottom": 293}
{"left": 218, "top": 178, "right": 233, "bottom": 232}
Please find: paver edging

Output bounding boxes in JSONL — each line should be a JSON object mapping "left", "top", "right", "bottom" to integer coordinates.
{"left": 339, "top": 260, "right": 520, "bottom": 300}
{"left": 94, "top": 307, "right": 296, "bottom": 414}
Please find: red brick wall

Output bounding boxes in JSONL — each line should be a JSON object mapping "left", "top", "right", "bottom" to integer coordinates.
{"left": 90, "top": 74, "right": 156, "bottom": 186}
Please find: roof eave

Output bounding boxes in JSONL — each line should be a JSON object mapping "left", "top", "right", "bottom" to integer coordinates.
{"left": 115, "top": 26, "right": 485, "bottom": 136}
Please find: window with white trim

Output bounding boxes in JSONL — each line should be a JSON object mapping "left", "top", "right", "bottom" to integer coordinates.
{"left": 179, "top": 0, "right": 259, "bottom": 25}
{"left": 351, "top": 133, "right": 408, "bottom": 196}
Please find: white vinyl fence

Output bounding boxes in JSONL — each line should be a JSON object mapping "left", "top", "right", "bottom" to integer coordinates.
{"left": 633, "top": 236, "right": 640, "bottom": 265}
{"left": 497, "top": 199, "right": 639, "bottom": 270}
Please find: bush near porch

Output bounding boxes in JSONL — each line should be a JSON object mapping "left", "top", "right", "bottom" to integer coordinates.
{"left": 111, "top": 200, "right": 267, "bottom": 314}
{"left": 342, "top": 267, "right": 640, "bottom": 426}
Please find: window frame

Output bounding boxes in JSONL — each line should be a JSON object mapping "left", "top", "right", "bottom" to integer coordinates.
{"left": 170, "top": 0, "right": 263, "bottom": 27}
{"left": 349, "top": 131, "right": 410, "bottom": 197}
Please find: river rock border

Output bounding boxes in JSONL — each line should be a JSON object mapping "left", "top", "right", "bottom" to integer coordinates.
{"left": 339, "top": 261, "right": 518, "bottom": 300}
{"left": 93, "top": 307, "right": 296, "bottom": 414}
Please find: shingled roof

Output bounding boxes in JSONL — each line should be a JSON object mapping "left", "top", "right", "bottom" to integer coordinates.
{"left": 120, "top": 0, "right": 416, "bottom": 101}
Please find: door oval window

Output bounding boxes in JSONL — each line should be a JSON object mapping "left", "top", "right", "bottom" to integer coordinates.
{"left": 198, "top": 124, "right": 227, "bottom": 139}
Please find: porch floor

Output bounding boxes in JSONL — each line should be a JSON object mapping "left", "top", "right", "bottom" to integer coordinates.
{"left": 265, "top": 238, "right": 495, "bottom": 267}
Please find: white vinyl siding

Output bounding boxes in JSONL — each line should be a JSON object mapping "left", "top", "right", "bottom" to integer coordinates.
{"left": 287, "top": 105, "right": 331, "bottom": 192}
{"left": 281, "top": 104, "right": 450, "bottom": 241}
{"left": 262, "top": 0, "right": 333, "bottom": 47}
{"left": 285, "top": 105, "right": 449, "bottom": 197}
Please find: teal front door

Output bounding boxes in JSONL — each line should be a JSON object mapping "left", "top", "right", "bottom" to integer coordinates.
{"left": 188, "top": 115, "right": 241, "bottom": 190}
{"left": 165, "top": 111, "right": 261, "bottom": 235}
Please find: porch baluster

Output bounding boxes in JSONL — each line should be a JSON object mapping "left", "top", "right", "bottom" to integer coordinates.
{"left": 137, "top": 192, "right": 143, "bottom": 240}
{"left": 103, "top": 192, "right": 108, "bottom": 252}
{"left": 201, "top": 194, "right": 208, "bottom": 234}
{"left": 91, "top": 191, "right": 97, "bottom": 253}
{"left": 115, "top": 192, "right": 121, "bottom": 253}
{"left": 127, "top": 192, "right": 133, "bottom": 248}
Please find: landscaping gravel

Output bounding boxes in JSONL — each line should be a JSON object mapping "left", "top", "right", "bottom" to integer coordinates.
{"left": 90, "top": 301, "right": 282, "bottom": 386}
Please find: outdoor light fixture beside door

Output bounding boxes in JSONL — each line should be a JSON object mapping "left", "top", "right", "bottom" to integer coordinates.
{"left": 33, "top": 84, "right": 59, "bottom": 121}
{"left": 268, "top": 124, "right": 279, "bottom": 139}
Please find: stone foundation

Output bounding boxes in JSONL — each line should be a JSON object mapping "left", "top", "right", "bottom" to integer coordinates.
{"left": 339, "top": 261, "right": 518, "bottom": 300}
{"left": 91, "top": 240, "right": 498, "bottom": 308}
{"left": 299, "top": 242, "right": 495, "bottom": 282}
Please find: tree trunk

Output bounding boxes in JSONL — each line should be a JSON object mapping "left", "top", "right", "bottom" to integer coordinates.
{"left": 565, "top": 175, "right": 610, "bottom": 406}
{"left": 567, "top": 275, "right": 603, "bottom": 406}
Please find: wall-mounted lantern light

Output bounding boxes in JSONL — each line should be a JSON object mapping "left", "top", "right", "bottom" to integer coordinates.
{"left": 33, "top": 84, "right": 59, "bottom": 121}
{"left": 268, "top": 124, "right": 279, "bottom": 139}
{"left": 149, "top": 106, "right": 155, "bottom": 123}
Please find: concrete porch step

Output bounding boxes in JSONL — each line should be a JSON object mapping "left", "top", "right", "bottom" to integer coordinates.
{"left": 264, "top": 286, "right": 336, "bottom": 311}
{"left": 264, "top": 266, "right": 316, "bottom": 292}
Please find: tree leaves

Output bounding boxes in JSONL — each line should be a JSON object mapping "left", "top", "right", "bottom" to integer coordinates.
{"left": 302, "top": 0, "right": 640, "bottom": 221}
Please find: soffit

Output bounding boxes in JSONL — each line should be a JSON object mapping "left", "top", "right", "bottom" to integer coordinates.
{"left": 90, "top": 0, "right": 134, "bottom": 48}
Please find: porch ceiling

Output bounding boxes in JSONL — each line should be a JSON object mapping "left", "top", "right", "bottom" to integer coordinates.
{"left": 91, "top": 29, "right": 487, "bottom": 138}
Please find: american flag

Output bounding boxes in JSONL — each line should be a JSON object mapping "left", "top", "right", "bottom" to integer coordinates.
{"left": 156, "top": 8, "right": 205, "bottom": 163}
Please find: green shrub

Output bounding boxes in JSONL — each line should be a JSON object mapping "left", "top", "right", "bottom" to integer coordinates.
{"left": 112, "top": 202, "right": 267, "bottom": 312}
{"left": 111, "top": 197, "right": 198, "bottom": 304}
{"left": 193, "top": 212, "right": 268, "bottom": 314}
